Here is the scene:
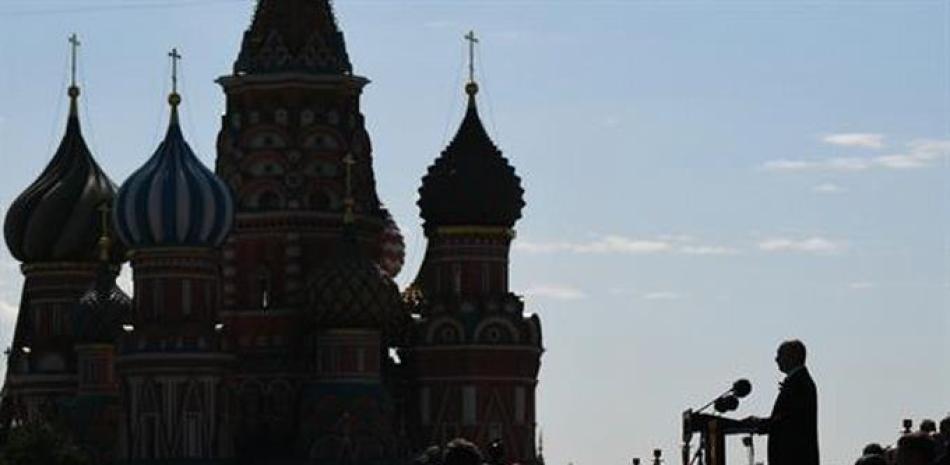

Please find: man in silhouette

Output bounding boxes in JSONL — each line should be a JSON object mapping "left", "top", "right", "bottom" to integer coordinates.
{"left": 897, "top": 432, "right": 936, "bottom": 465}
{"left": 745, "top": 339, "right": 819, "bottom": 465}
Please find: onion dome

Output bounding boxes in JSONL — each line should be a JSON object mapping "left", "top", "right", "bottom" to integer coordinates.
{"left": 309, "top": 228, "right": 403, "bottom": 333}
{"left": 418, "top": 83, "right": 524, "bottom": 232}
{"left": 73, "top": 265, "right": 130, "bottom": 345}
{"left": 234, "top": 0, "right": 352, "bottom": 75}
{"left": 114, "top": 90, "right": 234, "bottom": 250}
{"left": 377, "top": 208, "right": 405, "bottom": 279}
{"left": 3, "top": 85, "right": 121, "bottom": 263}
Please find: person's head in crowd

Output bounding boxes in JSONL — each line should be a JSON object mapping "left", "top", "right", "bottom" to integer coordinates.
{"left": 897, "top": 432, "right": 936, "bottom": 465}
{"left": 863, "top": 443, "right": 885, "bottom": 456}
{"left": 443, "top": 438, "right": 483, "bottom": 465}
{"left": 855, "top": 454, "right": 889, "bottom": 465}
{"left": 940, "top": 416, "right": 950, "bottom": 437}
{"left": 921, "top": 419, "right": 938, "bottom": 434}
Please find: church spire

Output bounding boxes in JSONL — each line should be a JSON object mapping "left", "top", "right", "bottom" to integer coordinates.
{"left": 234, "top": 0, "right": 352, "bottom": 75}
{"left": 464, "top": 30, "right": 481, "bottom": 100}
{"left": 417, "top": 32, "right": 524, "bottom": 233}
{"left": 68, "top": 33, "right": 81, "bottom": 117}
{"left": 167, "top": 47, "right": 182, "bottom": 124}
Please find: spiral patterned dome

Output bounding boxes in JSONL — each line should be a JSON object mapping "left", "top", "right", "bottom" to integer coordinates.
{"left": 418, "top": 85, "right": 524, "bottom": 233}
{"left": 309, "top": 229, "right": 404, "bottom": 334}
{"left": 114, "top": 97, "right": 234, "bottom": 249}
{"left": 3, "top": 89, "right": 122, "bottom": 263}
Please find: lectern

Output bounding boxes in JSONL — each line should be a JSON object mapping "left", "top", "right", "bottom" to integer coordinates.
{"left": 682, "top": 410, "right": 755, "bottom": 465}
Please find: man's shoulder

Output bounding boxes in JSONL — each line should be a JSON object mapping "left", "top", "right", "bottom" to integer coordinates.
{"left": 785, "top": 367, "right": 817, "bottom": 392}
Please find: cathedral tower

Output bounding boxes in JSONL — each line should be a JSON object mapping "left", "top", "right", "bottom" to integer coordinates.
{"left": 1, "top": 35, "right": 122, "bottom": 425}
{"left": 404, "top": 33, "right": 544, "bottom": 464}
{"left": 113, "top": 52, "right": 236, "bottom": 462}
{"left": 214, "top": 0, "right": 397, "bottom": 362}
{"left": 213, "top": 2, "right": 407, "bottom": 459}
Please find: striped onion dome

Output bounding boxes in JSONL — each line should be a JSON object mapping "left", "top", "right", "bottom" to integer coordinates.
{"left": 114, "top": 95, "right": 234, "bottom": 249}
{"left": 377, "top": 207, "right": 405, "bottom": 279}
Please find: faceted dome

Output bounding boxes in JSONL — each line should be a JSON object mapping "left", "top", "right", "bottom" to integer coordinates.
{"left": 4, "top": 89, "right": 122, "bottom": 263}
{"left": 73, "top": 266, "right": 130, "bottom": 345}
{"left": 377, "top": 208, "right": 405, "bottom": 279}
{"left": 418, "top": 87, "right": 524, "bottom": 233}
{"left": 309, "top": 229, "right": 404, "bottom": 334}
{"left": 114, "top": 98, "right": 234, "bottom": 249}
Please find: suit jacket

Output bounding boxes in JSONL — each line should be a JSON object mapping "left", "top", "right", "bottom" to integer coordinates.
{"left": 762, "top": 367, "right": 819, "bottom": 465}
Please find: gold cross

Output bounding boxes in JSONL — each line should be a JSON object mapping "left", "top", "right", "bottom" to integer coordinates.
{"left": 68, "top": 33, "right": 81, "bottom": 88}
{"left": 168, "top": 48, "right": 182, "bottom": 94}
{"left": 465, "top": 30, "right": 479, "bottom": 84}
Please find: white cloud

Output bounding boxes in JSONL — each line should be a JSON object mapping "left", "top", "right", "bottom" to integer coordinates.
{"left": 679, "top": 245, "right": 739, "bottom": 256}
{"left": 515, "top": 236, "right": 672, "bottom": 255}
{"left": 642, "top": 291, "right": 682, "bottom": 301}
{"left": 757, "top": 237, "right": 845, "bottom": 255}
{"left": 762, "top": 157, "right": 869, "bottom": 173}
{"left": 762, "top": 138, "right": 950, "bottom": 173}
{"left": 812, "top": 183, "right": 845, "bottom": 194}
{"left": 522, "top": 285, "right": 587, "bottom": 300}
{"left": 515, "top": 235, "right": 737, "bottom": 256}
{"left": 822, "top": 133, "right": 884, "bottom": 149}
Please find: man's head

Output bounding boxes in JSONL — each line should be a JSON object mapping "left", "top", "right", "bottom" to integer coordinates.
{"left": 775, "top": 339, "right": 807, "bottom": 374}
{"left": 939, "top": 415, "right": 950, "bottom": 436}
{"left": 897, "top": 432, "right": 936, "bottom": 465}
{"left": 921, "top": 419, "right": 937, "bottom": 434}
{"left": 443, "top": 438, "right": 483, "bottom": 465}
{"left": 862, "top": 443, "right": 885, "bottom": 456}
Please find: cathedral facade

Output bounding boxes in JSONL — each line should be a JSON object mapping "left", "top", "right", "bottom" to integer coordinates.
{"left": 0, "top": 1, "right": 542, "bottom": 464}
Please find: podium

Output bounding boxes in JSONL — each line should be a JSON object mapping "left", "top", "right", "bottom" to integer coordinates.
{"left": 682, "top": 410, "right": 755, "bottom": 465}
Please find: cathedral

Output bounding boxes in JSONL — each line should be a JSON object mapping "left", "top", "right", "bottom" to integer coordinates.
{"left": 0, "top": 1, "right": 543, "bottom": 464}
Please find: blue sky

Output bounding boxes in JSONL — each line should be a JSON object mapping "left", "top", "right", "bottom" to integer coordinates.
{"left": 1, "top": 1, "right": 948, "bottom": 464}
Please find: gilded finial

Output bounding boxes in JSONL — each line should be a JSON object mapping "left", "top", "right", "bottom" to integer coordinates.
{"left": 342, "top": 153, "right": 356, "bottom": 224}
{"left": 67, "top": 33, "right": 81, "bottom": 114}
{"left": 96, "top": 202, "right": 112, "bottom": 263}
{"left": 464, "top": 30, "right": 479, "bottom": 96}
{"left": 168, "top": 48, "right": 182, "bottom": 107}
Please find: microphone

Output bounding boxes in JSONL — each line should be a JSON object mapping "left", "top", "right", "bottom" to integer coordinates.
{"left": 732, "top": 379, "right": 752, "bottom": 398}
{"left": 714, "top": 395, "right": 739, "bottom": 413}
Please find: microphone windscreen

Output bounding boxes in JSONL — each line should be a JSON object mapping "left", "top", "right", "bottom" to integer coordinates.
{"left": 733, "top": 379, "right": 752, "bottom": 398}
{"left": 714, "top": 395, "right": 739, "bottom": 413}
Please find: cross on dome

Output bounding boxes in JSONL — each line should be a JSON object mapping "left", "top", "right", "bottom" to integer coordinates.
{"left": 464, "top": 30, "right": 479, "bottom": 85}
{"left": 68, "top": 33, "right": 81, "bottom": 90}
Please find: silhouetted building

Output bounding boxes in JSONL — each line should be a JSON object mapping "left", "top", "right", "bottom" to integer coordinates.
{"left": 0, "top": 1, "right": 543, "bottom": 464}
